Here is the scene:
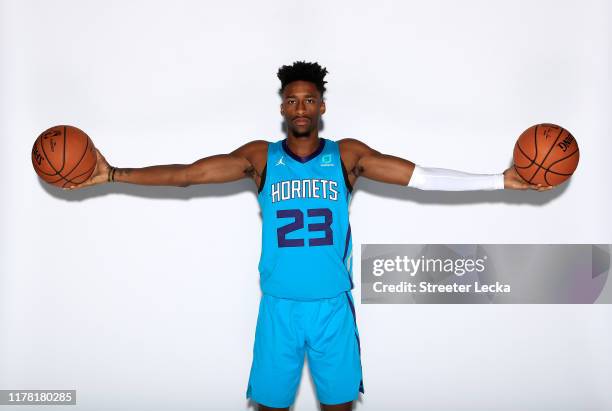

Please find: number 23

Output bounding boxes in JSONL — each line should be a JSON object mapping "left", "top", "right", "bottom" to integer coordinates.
{"left": 276, "top": 208, "right": 333, "bottom": 247}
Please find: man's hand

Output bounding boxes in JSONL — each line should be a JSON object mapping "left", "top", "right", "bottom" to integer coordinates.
{"left": 67, "top": 148, "right": 111, "bottom": 189}
{"left": 503, "top": 166, "right": 553, "bottom": 191}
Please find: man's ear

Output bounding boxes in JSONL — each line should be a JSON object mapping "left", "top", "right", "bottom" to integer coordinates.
{"left": 280, "top": 103, "right": 284, "bottom": 116}
{"left": 320, "top": 100, "right": 326, "bottom": 115}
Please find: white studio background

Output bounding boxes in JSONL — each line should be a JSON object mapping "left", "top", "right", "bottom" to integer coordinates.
{"left": 1, "top": 0, "right": 611, "bottom": 410}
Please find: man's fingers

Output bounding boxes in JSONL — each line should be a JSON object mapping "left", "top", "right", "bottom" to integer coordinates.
{"left": 527, "top": 183, "right": 554, "bottom": 192}
{"left": 515, "top": 181, "right": 538, "bottom": 190}
{"left": 507, "top": 175, "right": 554, "bottom": 191}
{"left": 65, "top": 180, "right": 92, "bottom": 190}
{"left": 537, "top": 185, "right": 554, "bottom": 191}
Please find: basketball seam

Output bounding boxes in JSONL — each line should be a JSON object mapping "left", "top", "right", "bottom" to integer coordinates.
{"left": 39, "top": 126, "right": 69, "bottom": 182}
{"left": 514, "top": 142, "right": 536, "bottom": 169}
{"left": 61, "top": 162, "right": 97, "bottom": 187}
{"left": 50, "top": 162, "right": 96, "bottom": 185}
{"left": 532, "top": 125, "right": 538, "bottom": 173}
{"left": 32, "top": 132, "right": 55, "bottom": 176}
{"left": 513, "top": 125, "right": 538, "bottom": 182}
{"left": 63, "top": 136, "right": 91, "bottom": 181}
{"left": 543, "top": 148, "right": 579, "bottom": 184}
{"left": 544, "top": 148, "right": 579, "bottom": 172}
{"left": 50, "top": 136, "right": 90, "bottom": 183}
{"left": 528, "top": 126, "right": 564, "bottom": 183}
{"left": 37, "top": 132, "right": 67, "bottom": 178}
{"left": 34, "top": 134, "right": 66, "bottom": 176}
{"left": 514, "top": 157, "right": 576, "bottom": 176}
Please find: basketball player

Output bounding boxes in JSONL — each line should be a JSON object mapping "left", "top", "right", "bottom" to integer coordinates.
{"left": 69, "top": 62, "right": 550, "bottom": 411}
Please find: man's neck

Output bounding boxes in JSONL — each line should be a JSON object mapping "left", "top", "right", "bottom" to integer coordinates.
{"left": 286, "top": 133, "right": 321, "bottom": 158}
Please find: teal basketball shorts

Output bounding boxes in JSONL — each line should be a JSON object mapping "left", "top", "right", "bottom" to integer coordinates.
{"left": 246, "top": 291, "right": 364, "bottom": 408}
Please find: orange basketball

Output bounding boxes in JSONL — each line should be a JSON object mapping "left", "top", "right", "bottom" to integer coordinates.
{"left": 513, "top": 123, "right": 579, "bottom": 186}
{"left": 31, "top": 125, "right": 97, "bottom": 188}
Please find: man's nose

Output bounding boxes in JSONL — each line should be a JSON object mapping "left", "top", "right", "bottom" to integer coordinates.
{"left": 296, "top": 100, "right": 306, "bottom": 115}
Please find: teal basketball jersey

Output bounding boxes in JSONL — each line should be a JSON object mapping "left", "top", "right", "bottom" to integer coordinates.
{"left": 257, "top": 138, "right": 354, "bottom": 300}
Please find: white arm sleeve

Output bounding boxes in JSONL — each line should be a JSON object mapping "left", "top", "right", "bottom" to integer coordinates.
{"left": 407, "top": 165, "right": 505, "bottom": 191}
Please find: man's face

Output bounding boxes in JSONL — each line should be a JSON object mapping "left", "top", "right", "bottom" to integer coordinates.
{"left": 280, "top": 80, "right": 326, "bottom": 138}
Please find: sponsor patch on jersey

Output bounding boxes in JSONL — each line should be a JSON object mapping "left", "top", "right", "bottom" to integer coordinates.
{"left": 320, "top": 154, "right": 335, "bottom": 167}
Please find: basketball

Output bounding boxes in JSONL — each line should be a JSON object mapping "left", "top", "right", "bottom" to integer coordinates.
{"left": 513, "top": 123, "right": 579, "bottom": 186}
{"left": 31, "top": 125, "right": 97, "bottom": 188}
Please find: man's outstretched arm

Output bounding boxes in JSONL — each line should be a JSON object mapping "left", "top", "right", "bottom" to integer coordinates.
{"left": 338, "top": 138, "right": 552, "bottom": 191}
{"left": 68, "top": 140, "right": 268, "bottom": 189}
{"left": 338, "top": 138, "right": 415, "bottom": 186}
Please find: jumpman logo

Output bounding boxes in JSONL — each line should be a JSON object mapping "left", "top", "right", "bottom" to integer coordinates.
{"left": 275, "top": 155, "right": 286, "bottom": 166}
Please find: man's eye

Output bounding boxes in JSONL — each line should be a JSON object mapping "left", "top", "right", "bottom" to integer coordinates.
{"left": 307, "top": 99, "right": 314, "bottom": 103}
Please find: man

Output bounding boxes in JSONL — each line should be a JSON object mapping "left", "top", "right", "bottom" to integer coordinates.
{"left": 71, "top": 61, "right": 549, "bottom": 410}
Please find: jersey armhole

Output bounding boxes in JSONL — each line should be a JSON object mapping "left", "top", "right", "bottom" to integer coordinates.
{"left": 258, "top": 163, "right": 267, "bottom": 193}
{"left": 341, "top": 160, "right": 353, "bottom": 193}
{"left": 257, "top": 141, "right": 270, "bottom": 194}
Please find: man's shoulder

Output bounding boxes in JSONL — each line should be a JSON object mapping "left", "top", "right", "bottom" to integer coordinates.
{"left": 337, "top": 138, "right": 372, "bottom": 156}
{"left": 233, "top": 139, "right": 270, "bottom": 156}
{"left": 244, "top": 139, "right": 271, "bottom": 149}
{"left": 230, "top": 140, "right": 271, "bottom": 174}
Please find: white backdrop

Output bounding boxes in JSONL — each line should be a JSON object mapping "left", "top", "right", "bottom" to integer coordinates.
{"left": 1, "top": 0, "right": 611, "bottom": 410}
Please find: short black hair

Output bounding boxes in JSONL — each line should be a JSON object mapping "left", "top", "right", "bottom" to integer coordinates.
{"left": 277, "top": 61, "right": 328, "bottom": 96}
